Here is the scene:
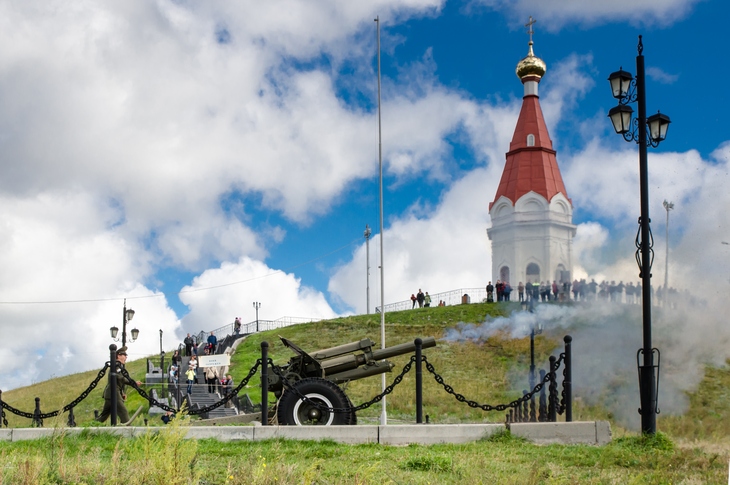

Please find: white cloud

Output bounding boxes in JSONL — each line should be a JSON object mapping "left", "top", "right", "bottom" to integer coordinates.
{"left": 471, "top": 0, "right": 702, "bottom": 29}
{"left": 179, "top": 256, "right": 337, "bottom": 332}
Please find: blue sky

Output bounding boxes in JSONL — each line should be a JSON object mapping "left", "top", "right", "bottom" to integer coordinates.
{"left": 0, "top": 0, "right": 728, "bottom": 390}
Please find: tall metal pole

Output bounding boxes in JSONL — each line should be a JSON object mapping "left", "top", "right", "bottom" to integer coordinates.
{"left": 365, "top": 225, "right": 371, "bottom": 314}
{"left": 375, "top": 15, "right": 387, "bottom": 426}
{"left": 663, "top": 200, "right": 673, "bottom": 306}
{"left": 122, "top": 299, "right": 128, "bottom": 348}
{"left": 635, "top": 38, "right": 657, "bottom": 435}
{"left": 253, "top": 302, "right": 261, "bottom": 332}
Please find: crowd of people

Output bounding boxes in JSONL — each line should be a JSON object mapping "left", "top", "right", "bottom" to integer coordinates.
{"left": 406, "top": 278, "right": 690, "bottom": 309}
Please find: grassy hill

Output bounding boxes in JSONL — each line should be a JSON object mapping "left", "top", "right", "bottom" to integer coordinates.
{"left": 3, "top": 301, "right": 730, "bottom": 441}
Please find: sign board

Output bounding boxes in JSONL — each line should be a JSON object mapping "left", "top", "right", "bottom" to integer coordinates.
{"left": 198, "top": 354, "right": 231, "bottom": 367}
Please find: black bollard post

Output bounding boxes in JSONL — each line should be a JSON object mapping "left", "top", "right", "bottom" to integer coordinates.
{"left": 564, "top": 335, "right": 573, "bottom": 422}
{"left": 0, "top": 390, "right": 3, "bottom": 428}
{"left": 67, "top": 405, "right": 76, "bottom": 427}
{"left": 522, "top": 390, "right": 529, "bottom": 422}
{"left": 538, "top": 369, "right": 547, "bottom": 422}
{"left": 33, "top": 397, "right": 42, "bottom": 427}
{"left": 110, "top": 344, "right": 118, "bottom": 426}
{"left": 261, "top": 341, "right": 268, "bottom": 426}
{"left": 548, "top": 356, "right": 557, "bottom": 422}
{"left": 415, "top": 338, "right": 423, "bottom": 424}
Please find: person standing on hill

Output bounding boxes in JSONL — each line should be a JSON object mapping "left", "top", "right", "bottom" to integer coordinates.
{"left": 97, "top": 346, "right": 142, "bottom": 424}
{"left": 486, "top": 282, "right": 494, "bottom": 302}
{"left": 410, "top": 294, "right": 417, "bottom": 309}
{"left": 416, "top": 289, "right": 425, "bottom": 308}
{"left": 518, "top": 282, "right": 525, "bottom": 302}
{"left": 424, "top": 292, "right": 432, "bottom": 307}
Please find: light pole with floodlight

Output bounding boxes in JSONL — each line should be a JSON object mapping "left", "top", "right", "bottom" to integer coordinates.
{"left": 364, "top": 225, "right": 372, "bottom": 314}
{"left": 607, "top": 35, "right": 671, "bottom": 435}
{"left": 253, "top": 301, "right": 261, "bottom": 332}
{"left": 663, "top": 200, "right": 674, "bottom": 306}
{"left": 110, "top": 299, "right": 139, "bottom": 349}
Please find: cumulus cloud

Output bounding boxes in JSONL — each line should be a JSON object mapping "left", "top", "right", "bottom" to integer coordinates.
{"left": 0, "top": 0, "right": 450, "bottom": 391}
{"left": 470, "top": 0, "right": 702, "bottom": 29}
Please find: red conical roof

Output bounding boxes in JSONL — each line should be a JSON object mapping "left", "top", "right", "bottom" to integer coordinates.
{"left": 490, "top": 91, "right": 570, "bottom": 209}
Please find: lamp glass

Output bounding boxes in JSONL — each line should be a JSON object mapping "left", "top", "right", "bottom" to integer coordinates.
{"left": 608, "top": 105, "right": 634, "bottom": 134}
{"left": 110, "top": 326, "right": 119, "bottom": 339}
{"left": 126, "top": 308, "right": 135, "bottom": 322}
{"left": 647, "top": 112, "right": 671, "bottom": 142}
{"left": 608, "top": 69, "right": 633, "bottom": 99}
{"left": 131, "top": 327, "right": 140, "bottom": 341}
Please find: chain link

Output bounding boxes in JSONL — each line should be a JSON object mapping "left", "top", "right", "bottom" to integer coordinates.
{"left": 1, "top": 363, "right": 111, "bottom": 420}
{"left": 269, "top": 355, "right": 415, "bottom": 413}
{"left": 185, "top": 359, "right": 262, "bottom": 415}
{"left": 424, "top": 354, "right": 561, "bottom": 412}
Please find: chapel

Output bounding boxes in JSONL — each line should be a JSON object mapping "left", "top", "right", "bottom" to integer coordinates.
{"left": 487, "top": 24, "right": 576, "bottom": 287}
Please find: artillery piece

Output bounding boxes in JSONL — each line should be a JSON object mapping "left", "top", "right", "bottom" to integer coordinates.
{"left": 269, "top": 336, "right": 436, "bottom": 425}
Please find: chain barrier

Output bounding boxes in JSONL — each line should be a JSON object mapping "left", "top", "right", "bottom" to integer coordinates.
{"left": 185, "top": 359, "right": 262, "bottom": 415}
{"left": 1, "top": 363, "right": 111, "bottom": 421}
{"left": 425, "top": 354, "right": 564, "bottom": 413}
{"left": 269, "top": 355, "right": 415, "bottom": 414}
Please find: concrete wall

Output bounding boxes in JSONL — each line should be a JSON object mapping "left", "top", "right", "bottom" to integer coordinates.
{"left": 0, "top": 421, "right": 611, "bottom": 446}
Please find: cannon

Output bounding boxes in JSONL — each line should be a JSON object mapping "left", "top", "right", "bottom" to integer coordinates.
{"left": 269, "top": 336, "right": 436, "bottom": 425}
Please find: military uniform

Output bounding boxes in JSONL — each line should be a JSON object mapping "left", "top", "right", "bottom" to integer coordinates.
{"left": 97, "top": 347, "right": 135, "bottom": 423}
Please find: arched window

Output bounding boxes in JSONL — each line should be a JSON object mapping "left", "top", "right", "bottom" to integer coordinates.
{"left": 526, "top": 134, "right": 535, "bottom": 147}
{"left": 526, "top": 263, "right": 540, "bottom": 283}
{"left": 500, "top": 266, "right": 510, "bottom": 284}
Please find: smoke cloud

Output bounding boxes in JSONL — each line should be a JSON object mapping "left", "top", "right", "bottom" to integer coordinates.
{"left": 443, "top": 299, "right": 728, "bottom": 430}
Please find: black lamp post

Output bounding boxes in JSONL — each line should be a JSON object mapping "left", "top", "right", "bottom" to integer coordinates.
{"left": 529, "top": 322, "right": 543, "bottom": 391}
{"left": 110, "top": 299, "right": 139, "bottom": 348}
{"left": 253, "top": 301, "right": 261, "bottom": 332}
{"left": 607, "top": 35, "right": 670, "bottom": 435}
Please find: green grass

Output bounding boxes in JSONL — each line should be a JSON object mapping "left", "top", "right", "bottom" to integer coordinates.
{"left": 0, "top": 429, "right": 728, "bottom": 484}
{"left": 2, "top": 302, "right": 730, "bottom": 483}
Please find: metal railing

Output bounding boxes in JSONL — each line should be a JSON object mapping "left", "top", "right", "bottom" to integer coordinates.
{"left": 196, "top": 316, "right": 320, "bottom": 344}
{"left": 376, "top": 287, "right": 489, "bottom": 313}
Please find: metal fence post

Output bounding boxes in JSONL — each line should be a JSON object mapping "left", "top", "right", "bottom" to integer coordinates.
{"left": 564, "top": 335, "right": 573, "bottom": 422}
{"left": 548, "top": 356, "right": 557, "bottom": 422}
{"left": 415, "top": 338, "right": 423, "bottom": 424}
{"left": 110, "top": 344, "right": 118, "bottom": 426}
{"left": 538, "top": 369, "right": 547, "bottom": 421}
{"left": 33, "top": 397, "right": 42, "bottom": 427}
{"left": 0, "top": 390, "right": 3, "bottom": 428}
{"left": 67, "top": 405, "right": 76, "bottom": 427}
{"left": 261, "top": 341, "right": 268, "bottom": 426}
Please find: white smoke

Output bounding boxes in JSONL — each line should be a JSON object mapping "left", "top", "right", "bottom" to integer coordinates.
{"left": 442, "top": 299, "right": 727, "bottom": 430}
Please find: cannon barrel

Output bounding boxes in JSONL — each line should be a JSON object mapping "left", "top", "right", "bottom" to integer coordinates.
{"left": 317, "top": 337, "right": 436, "bottom": 377}
{"left": 371, "top": 337, "right": 436, "bottom": 361}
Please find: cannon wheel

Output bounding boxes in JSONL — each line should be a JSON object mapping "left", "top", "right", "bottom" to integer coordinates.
{"left": 277, "top": 378, "right": 355, "bottom": 426}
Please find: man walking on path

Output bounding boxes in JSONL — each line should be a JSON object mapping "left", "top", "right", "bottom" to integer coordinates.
{"left": 416, "top": 289, "right": 425, "bottom": 308}
{"left": 96, "top": 346, "right": 141, "bottom": 424}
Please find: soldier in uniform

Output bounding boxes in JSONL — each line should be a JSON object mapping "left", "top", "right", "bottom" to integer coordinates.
{"left": 96, "top": 346, "right": 141, "bottom": 424}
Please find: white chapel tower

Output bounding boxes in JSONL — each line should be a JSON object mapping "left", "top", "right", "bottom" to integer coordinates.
{"left": 487, "top": 25, "right": 576, "bottom": 287}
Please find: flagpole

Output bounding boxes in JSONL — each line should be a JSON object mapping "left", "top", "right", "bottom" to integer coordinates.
{"left": 375, "top": 15, "right": 387, "bottom": 426}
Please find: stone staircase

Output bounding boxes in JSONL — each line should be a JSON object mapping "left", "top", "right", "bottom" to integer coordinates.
{"left": 184, "top": 356, "right": 237, "bottom": 419}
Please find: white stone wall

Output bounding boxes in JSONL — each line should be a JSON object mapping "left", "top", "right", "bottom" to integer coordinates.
{"left": 487, "top": 191, "right": 576, "bottom": 286}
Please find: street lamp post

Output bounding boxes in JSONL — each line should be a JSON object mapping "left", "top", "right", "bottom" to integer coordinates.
{"left": 110, "top": 299, "right": 139, "bottom": 349}
{"left": 364, "top": 225, "right": 372, "bottom": 314}
{"left": 663, "top": 200, "right": 674, "bottom": 306}
{"left": 253, "top": 302, "right": 261, "bottom": 332}
{"left": 607, "top": 35, "right": 671, "bottom": 435}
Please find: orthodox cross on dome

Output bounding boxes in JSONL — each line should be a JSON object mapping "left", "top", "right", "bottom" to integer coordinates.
{"left": 525, "top": 16, "right": 536, "bottom": 44}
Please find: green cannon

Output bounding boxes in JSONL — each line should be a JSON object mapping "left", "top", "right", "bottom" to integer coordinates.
{"left": 269, "top": 336, "right": 437, "bottom": 425}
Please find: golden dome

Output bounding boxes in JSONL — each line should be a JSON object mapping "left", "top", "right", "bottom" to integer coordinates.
{"left": 516, "top": 41, "right": 546, "bottom": 80}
